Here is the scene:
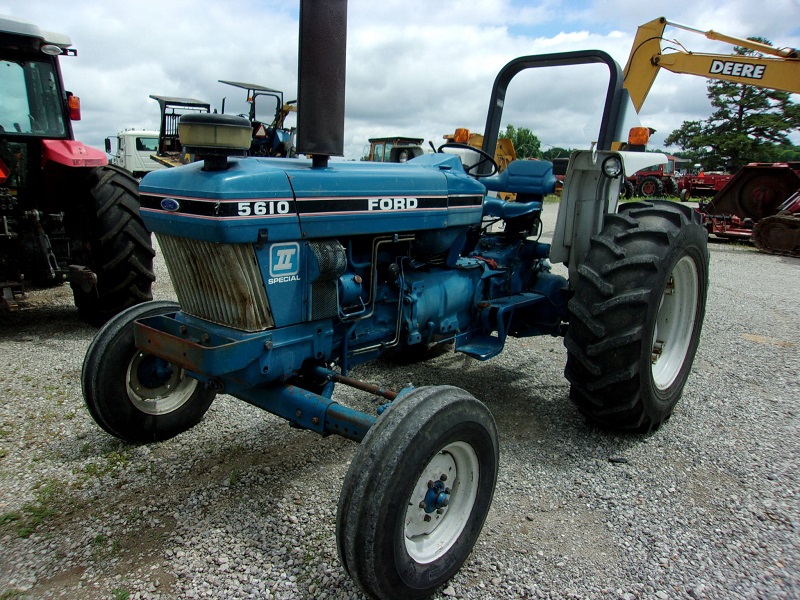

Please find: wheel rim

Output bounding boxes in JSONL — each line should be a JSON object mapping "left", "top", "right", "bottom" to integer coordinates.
{"left": 126, "top": 351, "right": 200, "bottom": 415}
{"left": 404, "top": 441, "right": 480, "bottom": 564}
{"left": 651, "top": 255, "right": 699, "bottom": 390}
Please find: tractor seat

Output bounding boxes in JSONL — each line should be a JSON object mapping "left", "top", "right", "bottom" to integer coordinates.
{"left": 482, "top": 159, "right": 555, "bottom": 220}
{"left": 483, "top": 197, "right": 542, "bottom": 220}
{"left": 482, "top": 159, "right": 556, "bottom": 197}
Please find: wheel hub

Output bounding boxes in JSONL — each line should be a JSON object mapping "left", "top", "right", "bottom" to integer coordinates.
{"left": 422, "top": 476, "right": 451, "bottom": 513}
{"left": 127, "top": 351, "right": 200, "bottom": 415}
{"left": 404, "top": 441, "right": 479, "bottom": 564}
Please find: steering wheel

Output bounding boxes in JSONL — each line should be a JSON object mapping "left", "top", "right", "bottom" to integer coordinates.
{"left": 437, "top": 142, "right": 499, "bottom": 178}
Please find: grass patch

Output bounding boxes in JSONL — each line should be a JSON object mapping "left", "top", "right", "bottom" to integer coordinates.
{"left": 77, "top": 449, "right": 130, "bottom": 478}
{"left": 0, "top": 480, "right": 65, "bottom": 538}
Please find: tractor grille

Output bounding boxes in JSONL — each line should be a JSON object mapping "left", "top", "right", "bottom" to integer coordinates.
{"left": 156, "top": 233, "right": 274, "bottom": 332}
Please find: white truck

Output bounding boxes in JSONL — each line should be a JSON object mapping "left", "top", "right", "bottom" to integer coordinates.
{"left": 104, "top": 129, "right": 164, "bottom": 178}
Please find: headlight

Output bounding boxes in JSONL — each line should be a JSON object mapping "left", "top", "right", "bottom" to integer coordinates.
{"left": 602, "top": 156, "right": 622, "bottom": 178}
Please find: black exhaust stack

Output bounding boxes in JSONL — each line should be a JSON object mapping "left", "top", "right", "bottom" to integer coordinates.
{"left": 296, "top": 0, "right": 348, "bottom": 168}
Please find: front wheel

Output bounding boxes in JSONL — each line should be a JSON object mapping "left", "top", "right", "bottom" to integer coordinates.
{"left": 337, "top": 386, "right": 498, "bottom": 600}
{"left": 82, "top": 300, "right": 216, "bottom": 442}
{"left": 564, "top": 200, "right": 709, "bottom": 432}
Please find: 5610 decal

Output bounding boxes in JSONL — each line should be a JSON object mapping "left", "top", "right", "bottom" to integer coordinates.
{"left": 237, "top": 200, "right": 292, "bottom": 216}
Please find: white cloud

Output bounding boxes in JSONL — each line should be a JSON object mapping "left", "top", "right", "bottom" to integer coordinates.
{"left": 2, "top": 0, "right": 798, "bottom": 158}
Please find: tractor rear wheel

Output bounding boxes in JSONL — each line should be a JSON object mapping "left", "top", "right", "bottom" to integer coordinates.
{"left": 70, "top": 165, "right": 155, "bottom": 325}
{"left": 337, "top": 385, "right": 498, "bottom": 600}
{"left": 636, "top": 175, "right": 664, "bottom": 197}
{"left": 82, "top": 300, "right": 216, "bottom": 442}
{"left": 664, "top": 177, "right": 679, "bottom": 197}
{"left": 564, "top": 200, "right": 708, "bottom": 432}
{"left": 621, "top": 180, "right": 635, "bottom": 200}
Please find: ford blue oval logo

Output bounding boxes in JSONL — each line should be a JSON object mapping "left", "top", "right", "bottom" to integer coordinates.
{"left": 161, "top": 198, "right": 180, "bottom": 212}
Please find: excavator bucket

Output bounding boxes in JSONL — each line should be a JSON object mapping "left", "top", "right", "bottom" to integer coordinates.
{"left": 704, "top": 163, "right": 800, "bottom": 221}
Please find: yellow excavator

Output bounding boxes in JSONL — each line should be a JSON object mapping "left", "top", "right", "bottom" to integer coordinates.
{"left": 623, "top": 17, "right": 800, "bottom": 256}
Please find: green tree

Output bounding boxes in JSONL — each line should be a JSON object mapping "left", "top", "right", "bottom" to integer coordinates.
{"left": 541, "top": 146, "right": 573, "bottom": 161}
{"left": 665, "top": 37, "right": 800, "bottom": 171}
{"left": 499, "top": 125, "right": 541, "bottom": 159}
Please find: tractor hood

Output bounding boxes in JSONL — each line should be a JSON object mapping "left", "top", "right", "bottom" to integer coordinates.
{"left": 138, "top": 154, "right": 486, "bottom": 244}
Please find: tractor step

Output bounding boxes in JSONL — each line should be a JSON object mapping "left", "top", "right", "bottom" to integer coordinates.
{"left": 457, "top": 292, "right": 545, "bottom": 360}
{"left": 457, "top": 334, "right": 505, "bottom": 360}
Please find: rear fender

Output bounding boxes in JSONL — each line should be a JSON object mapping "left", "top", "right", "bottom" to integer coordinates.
{"left": 41, "top": 140, "right": 108, "bottom": 168}
{"left": 551, "top": 150, "right": 667, "bottom": 284}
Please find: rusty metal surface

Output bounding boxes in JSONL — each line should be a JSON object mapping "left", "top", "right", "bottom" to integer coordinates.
{"left": 330, "top": 372, "right": 399, "bottom": 401}
{"left": 156, "top": 233, "right": 274, "bottom": 332}
{"left": 753, "top": 214, "right": 800, "bottom": 256}
{"left": 133, "top": 315, "right": 264, "bottom": 375}
{"left": 705, "top": 164, "right": 800, "bottom": 221}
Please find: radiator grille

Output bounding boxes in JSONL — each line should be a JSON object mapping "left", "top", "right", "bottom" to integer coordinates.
{"left": 156, "top": 233, "right": 274, "bottom": 332}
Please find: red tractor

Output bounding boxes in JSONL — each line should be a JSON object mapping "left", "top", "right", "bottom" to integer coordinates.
{"left": 677, "top": 171, "right": 733, "bottom": 202}
{"left": 0, "top": 15, "right": 154, "bottom": 322}
{"left": 699, "top": 162, "right": 800, "bottom": 254}
{"left": 623, "top": 155, "right": 682, "bottom": 198}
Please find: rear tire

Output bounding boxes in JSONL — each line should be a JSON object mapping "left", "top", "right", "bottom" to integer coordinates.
{"left": 71, "top": 165, "right": 155, "bottom": 325}
{"left": 564, "top": 200, "right": 709, "bottom": 432}
{"left": 621, "top": 180, "right": 635, "bottom": 200}
{"left": 636, "top": 176, "right": 664, "bottom": 198}
{"left": 337, "top": 386, "right": 498, "bottom": 600}
{"left": 82, "top": 300, "right": 215, "bottom": 442}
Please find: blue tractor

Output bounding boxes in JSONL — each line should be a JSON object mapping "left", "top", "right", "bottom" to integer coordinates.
{"left": 82, "top": 3, "right": 709, "bottom": 598}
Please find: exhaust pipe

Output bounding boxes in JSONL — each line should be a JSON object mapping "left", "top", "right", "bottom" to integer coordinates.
{"left": 296, "top": 0, "right": 348, "bottom": 168}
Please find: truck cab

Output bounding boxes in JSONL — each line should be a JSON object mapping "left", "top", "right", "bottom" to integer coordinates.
{"left": 105, "top": 129, "right": 164, "bottom": 178}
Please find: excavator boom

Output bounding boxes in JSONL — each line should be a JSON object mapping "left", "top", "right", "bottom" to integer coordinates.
{"left": 624, "top": 17, "right": 800, "bottom": 112}
{"left": 624, "top": 17, "right": 800, "bottom": 256}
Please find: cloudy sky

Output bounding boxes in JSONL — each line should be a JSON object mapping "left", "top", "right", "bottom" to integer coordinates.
{"left": 3, "top": 0, "right": 799, "bottom": 160}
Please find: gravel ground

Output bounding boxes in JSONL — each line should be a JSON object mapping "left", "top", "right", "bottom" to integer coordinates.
{"left": 0, "top": 206, "right": 798, "bottom": 600}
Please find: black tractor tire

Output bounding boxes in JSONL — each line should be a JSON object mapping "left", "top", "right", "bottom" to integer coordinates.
{"left": 636, "top": 176, "right": 664, "bottom": 198}
{"left": 564, "top": 200, "right": 709, "bottom": 432}
{"left": 70, "top": 165, "right": 155, "bottom": 325}
{"left": 621, "top": 180, "right": 635, "bottom": 200}
{"left": 664, "top": 177, "right": 679, "bottom": 197}
{"left": 337, "top": 385, "right": 498, "bottom": 600}
{"left": 82, "top": 300, "right": 216, "bottom": 442}
{"left": 679, "top": 188, "right": 690, "bottom": 202}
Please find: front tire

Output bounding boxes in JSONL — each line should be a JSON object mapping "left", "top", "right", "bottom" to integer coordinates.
{"left": 564, "top": 200, "right": 709, "bottom": 432}
{"left": 337, "top": 386, "right": 498, "bottom": 600}
{"left": 82, "top": 300, "right": 216, "bottom": 442}
{"left": 70, "top": 165, "right": 155, "bottom": 325}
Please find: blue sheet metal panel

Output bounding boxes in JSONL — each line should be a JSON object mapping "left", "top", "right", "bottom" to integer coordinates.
{"left": 134, "top": 312, "right": 335, "bottom": 379}
{"left": 137, "top": 155, "right": 486, "bottom": 242}
{"left": 287, "top": 155, "right": 486, "bottom": 237}
{"left": 256, "top": 241, "right": 307, "bottom": 326}
{"left": 138, "top": 159, "right": 302, "bottom": 243}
